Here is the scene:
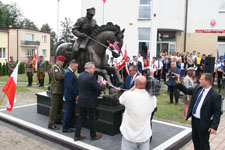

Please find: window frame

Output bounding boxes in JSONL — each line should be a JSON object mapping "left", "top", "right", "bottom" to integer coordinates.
{"left": 42, "top": 49, "right": 47, "bottom": 56}
{"left": 25, "top": 49, "right": 34, "bottom": 56}
{"left": 138, "top": 0, "right": 151, "bottom": 19}
{"left": 42, "top": 35, "right": 47, "bottom": 43}
{"left": 138, "top": 27, "right": 150, "bottom": 57}
{"left": 0, "top": 47, "right": 7, "bottom": 59}
{"left": 26, "top": 33, "right": 34, "bottom": 41}
{"left": 219, "top": 0, "right": 225, "bottom": 13}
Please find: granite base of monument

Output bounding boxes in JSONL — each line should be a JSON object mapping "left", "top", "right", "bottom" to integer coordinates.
{"left": 36, "top": 92, "right": 124, "bottom": 136}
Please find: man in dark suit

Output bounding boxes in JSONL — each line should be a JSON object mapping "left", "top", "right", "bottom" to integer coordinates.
{"left": 74, "top": 62, "right": 106, "bottom": 141}
{"left": 133, "top": 56, "right": 143, "bottom": 74}
{"left": 122, "top": 57, "right": 132, "bottom": 80}
{"left": 176, "top": 73, "right": 222, "bottom": 150}
{"left": 117, "top": 65, "right": 139, "bottom": 91}
{"left": 62, "top": 60, "right": 79, "bottom": 132}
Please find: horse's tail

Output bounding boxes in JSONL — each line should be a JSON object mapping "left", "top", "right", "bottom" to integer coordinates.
{"left": 55, "top": 41, "right": 65, "bottom": 58}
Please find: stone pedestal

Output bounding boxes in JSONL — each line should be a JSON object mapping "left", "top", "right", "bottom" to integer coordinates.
{"left": 36, "top": 92, "right": 124, "bottom": 136}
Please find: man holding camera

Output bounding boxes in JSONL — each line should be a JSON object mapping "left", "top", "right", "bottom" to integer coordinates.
{"left": 167, "top": 61, "right": 180, "bottom": 104}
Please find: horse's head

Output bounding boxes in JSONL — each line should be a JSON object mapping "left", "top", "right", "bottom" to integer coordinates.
{"left": 108, "top": 28, "right": 125, "bottom": 58}
{"left": 89, "top": 22, "right": 125, "bottom": 58}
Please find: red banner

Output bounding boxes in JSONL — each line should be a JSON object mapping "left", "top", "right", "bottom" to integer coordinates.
{"left": 116, "top": 50, "right": 127, "bottom": 71}
{"left": 102, "top": 0, "right": 107, "bottom": 3}
{"left": 195, "top": 29, "right": 225, "bottom": 33}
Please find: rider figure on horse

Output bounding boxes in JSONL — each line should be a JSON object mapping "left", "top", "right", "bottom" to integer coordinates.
{"left": 72, "top": 7, "right": 97, "bottom": 52}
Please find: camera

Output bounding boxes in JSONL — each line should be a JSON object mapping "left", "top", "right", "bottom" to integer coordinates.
{"left": 146, "top": 76, "right": 161, "bottom": 96}
{"left": 169, "top": 71, "right": 178, "bottom": 80}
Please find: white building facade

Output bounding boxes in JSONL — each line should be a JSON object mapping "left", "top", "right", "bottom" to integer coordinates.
{"left": 81, "top": 0, "right": 225, "bottom": 59}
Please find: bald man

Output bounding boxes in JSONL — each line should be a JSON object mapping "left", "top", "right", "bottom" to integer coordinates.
{"left": 119, "top": 76, "right": 156, "bottom": 150}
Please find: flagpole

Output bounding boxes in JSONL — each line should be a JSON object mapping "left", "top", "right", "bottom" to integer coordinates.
{"left": 103, "top": 2, "right": 104, "bottom": 25}
{"left": 57, "top": 0, "right": 60, "bottom": 42}
{"left": 36, "top": 45, "right": 39, "bottom": 87}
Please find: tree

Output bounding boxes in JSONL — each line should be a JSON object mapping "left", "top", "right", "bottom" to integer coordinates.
{"left": 19, "top": 18, "right": 38, "bottom": 30}
{"left": 41, "top": 24, "right": 57, "bottom": 56}
{"left": 0, "top": 2, "right": 22, "bottom": 27}
{"left": 60, "top": 17, "right": 73, "bottom": 42}
{"left": 41, "top": 23, "right": 51, "bottom": 32}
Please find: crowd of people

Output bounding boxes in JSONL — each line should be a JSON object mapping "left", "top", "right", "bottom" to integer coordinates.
{"left": 5, "top": 50, "right": 223, "bottom": 149}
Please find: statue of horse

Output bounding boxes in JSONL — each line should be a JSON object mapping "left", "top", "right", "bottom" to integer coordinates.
{"left": 55, "top": 22, "right": 125, "bottom": 86}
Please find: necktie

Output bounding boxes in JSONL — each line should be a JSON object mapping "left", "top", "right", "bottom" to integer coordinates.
{"left": 192, "top": 89, "right": 205, "bottom": 114}
{"left": 129, "top": 76, "right": 133, "bottom": 88}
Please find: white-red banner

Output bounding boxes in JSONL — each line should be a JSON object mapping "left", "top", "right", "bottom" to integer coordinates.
{"left": 116, "top": 50, "right": 127, "bottom": 71}
{"left": 2, "top": 63, "right": 19, "bottom": 111}
{"left": 32, "top": 46, "right": 38, "bottom": 70}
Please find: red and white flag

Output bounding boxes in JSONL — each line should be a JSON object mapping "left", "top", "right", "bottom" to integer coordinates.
{"left": 2, "top": 63, "right": 19, "bottom": 111}
{"left": 102, "top": 0, "right": 107, "bottom": 3}
{"left": 32, "top": 46, "right": 38, "bottom": 70}
{"left": 116, "top": 50, "right": 127, "bottom": 71}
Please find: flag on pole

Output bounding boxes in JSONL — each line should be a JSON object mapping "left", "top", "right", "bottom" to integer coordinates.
{"left": 32, "top": 46, "right": 38, "bottom": 70}
{"left": 144, "top": 51, "right": 149, "bottom": 67}
{"left": 2, "top": 63, "right": 19, "bottom": 111}
{"left": 102, "top": 0, "right": 107, "bottom": 3}
{"left": 116, "top": 50, "right": 127, "bottom": 71}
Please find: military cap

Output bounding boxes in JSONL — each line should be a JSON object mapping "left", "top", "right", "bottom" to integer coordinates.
{"left": 87, "top": 7, "right": 95, "bottom": 14}
{"left": 57, "top": 56, "right": 66, "bottom": 62}
{"left": 39, "top": 56, "right": 43, "bottom": 59}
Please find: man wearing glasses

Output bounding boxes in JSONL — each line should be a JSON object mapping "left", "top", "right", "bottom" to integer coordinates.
{"left": 117, "top": 65, "right": 139, "bottom": 91}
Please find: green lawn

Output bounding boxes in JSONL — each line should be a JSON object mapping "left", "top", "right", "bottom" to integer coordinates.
{"left": 155, "top": 90, "right": 190, "bottom": 125}
{"left": 0, "top": 73, "right": 49, "bottom": 84}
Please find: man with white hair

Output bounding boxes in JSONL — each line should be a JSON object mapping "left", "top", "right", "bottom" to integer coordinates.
{"left": 119, "top": 76, "right": 155, "bottom": 150}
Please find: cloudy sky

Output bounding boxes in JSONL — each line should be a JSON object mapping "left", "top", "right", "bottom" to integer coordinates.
{"left": 1, "top": 0, "right": 81, "bottom": 32}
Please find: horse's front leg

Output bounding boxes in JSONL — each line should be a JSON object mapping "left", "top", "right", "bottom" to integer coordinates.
{"left": 103, "top": 66, "right": 123, "bottom": 86}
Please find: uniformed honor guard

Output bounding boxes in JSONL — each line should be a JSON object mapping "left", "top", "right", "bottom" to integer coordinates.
{"left": 48, "top": 56, "right": 55, "bottom": 84}
{"left": 48, "top": 55, "right": 66, "bottom": 130}
{"left": 25, "top": 56, "right": 34, "bottom": 86}
{"left": 37, "top": 56, "right": 45, "bottom": 87}
{"left": 8, "top": 56, "right": 17, "bottom": 76}
{"left": 72, "top": 7, "right": 97, "bottom": 51}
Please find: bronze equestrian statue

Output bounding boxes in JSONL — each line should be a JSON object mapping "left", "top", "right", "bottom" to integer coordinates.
{"left": 55, "top": 8, "right": 125, "bottom": 86}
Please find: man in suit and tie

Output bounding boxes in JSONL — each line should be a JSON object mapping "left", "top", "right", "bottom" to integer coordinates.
{"left": 62, "top": 60, "right": 79, "bottom": 132}
{"left": 74, "top": 62, "right": 106, "bottom": 141}
{"left": 117, "top": 65, "right": 139, "bottom": 91}
{"left": 133, "top": 56, "right": 143, "bottom": 74}
{"left": 176, "top": 73, "right": 222, "bottom": 150}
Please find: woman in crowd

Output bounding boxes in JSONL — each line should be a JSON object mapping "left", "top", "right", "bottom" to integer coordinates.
{"left": 182, "top": 67, "right": 195, "bottom": 119}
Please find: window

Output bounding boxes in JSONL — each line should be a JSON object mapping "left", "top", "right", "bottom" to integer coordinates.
{"left": 219, "top": 0, "right": 225, "bottom": 12}
{"left": 42, "top": 49, "right": 46, "bottom": 56}
{"left": 26, "top": 49, "right": 34, "bottom": 56}
{"left": 0, "top": 48, "right": 7, "bottom": 59}
{"left": 42, "top": 35, "right": 47, "bottom": 43}
{"left": 139, "top": 0, "right": 151, "bottom": 19}
{"left": 26, "top": 33, "right": 34, "bottom": 41}
{"left": 138, "top": 28, "right": 150, "bottom": 57}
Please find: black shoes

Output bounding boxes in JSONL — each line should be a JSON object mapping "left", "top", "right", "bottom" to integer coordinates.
{"left": 48, "top": 125, "right": 60, "bottom": 130}
{"left": 62, "top": 128, "right": 74, "bottom": 133}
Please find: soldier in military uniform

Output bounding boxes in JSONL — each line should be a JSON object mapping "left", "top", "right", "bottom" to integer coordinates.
{"left": 48, "top": 56, "right": 55, "bottom": 84}
{"left": 37, "top": 56, "right": 45, "bottom": 87}
{"left": 72, "top": 7, "right": 97, "bottom": 51}
{"left": 25, "top": 56, "right": 34, "bottom": 86}
{"left": 48, "top": 55, "right": 66, "bottom": 130}
{"left": 8, "top": 56, "right": 17, "bottom": 76}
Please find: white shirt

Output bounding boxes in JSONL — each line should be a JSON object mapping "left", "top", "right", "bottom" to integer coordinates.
{"left": 193, "top": 86, "right": 212, "bottom": 119}
{"left": 119, "top": 89, "right": 155, "bottom": 142}
{"left": 154, "top": 60, "right": 163, "bottom": 70}
{"left": 68, "top": 67, "right": 73, "bottom": 72}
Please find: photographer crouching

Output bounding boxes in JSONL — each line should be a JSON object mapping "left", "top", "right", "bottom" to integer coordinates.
{"left": 167, "top": 61, "right": 180, "bottom": 105}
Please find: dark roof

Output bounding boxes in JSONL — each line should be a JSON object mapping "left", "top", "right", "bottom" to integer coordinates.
{"left": 0, "top": 27, "right": 50, "bottom": 34}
